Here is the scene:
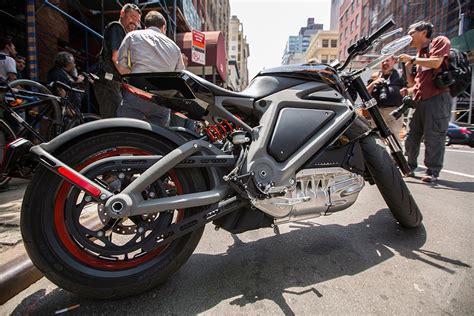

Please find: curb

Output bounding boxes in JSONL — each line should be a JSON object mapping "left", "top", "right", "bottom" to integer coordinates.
{"left": 0, "top": 250, "right": 43, "bottom": 305}
{"left": 0, "top": 214, "right": 99, "bottom": 305}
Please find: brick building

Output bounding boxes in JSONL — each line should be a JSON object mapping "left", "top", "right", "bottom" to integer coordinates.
{"left": 338, "top": 0, "right": 370, "bottom": 62}
{"left": 368, "top": 0, "right": 473, "bottom": 42}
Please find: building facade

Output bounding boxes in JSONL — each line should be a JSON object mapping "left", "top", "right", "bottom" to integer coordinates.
{"left": 282, "top": 18, "right": 323, "bottom": 65}
{"left": 330, "top": 0, "right": 342, "bottom": 30}
{"left": 306, "top": 30, "right": 339, "bottom": 64}
{"left": 368, "top": 0, "right": 473, "bottom": 42}
{"left": 228, "top": 15, "right": 250, "bottom": 90}
{"left": 338, "top": 0, "right": 370, "bottom": 62}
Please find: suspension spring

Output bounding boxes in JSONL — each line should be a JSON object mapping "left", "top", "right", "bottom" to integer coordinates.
{"left": 204, "top": 120, "right": 235, "bottom": 143}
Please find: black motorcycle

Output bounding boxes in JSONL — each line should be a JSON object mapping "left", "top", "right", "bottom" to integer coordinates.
{"left": 11, "top": 21, "right": 421, "bottom": 299}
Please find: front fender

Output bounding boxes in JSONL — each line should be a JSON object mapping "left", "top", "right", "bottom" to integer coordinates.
{"left": 41, "top": 118, "right": 187, "bottom": 152}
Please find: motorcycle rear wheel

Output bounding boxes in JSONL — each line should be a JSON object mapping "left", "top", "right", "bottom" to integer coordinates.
{"left": 360, "top": 134, "right": 423, "bottom": 228}
{"left": 21, "top": 130, "right": 207, "bottom": 299}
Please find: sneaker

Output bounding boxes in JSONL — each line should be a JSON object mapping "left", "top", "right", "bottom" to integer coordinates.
{"left": 421, "top": 174, "right": 438, "bottom": 183}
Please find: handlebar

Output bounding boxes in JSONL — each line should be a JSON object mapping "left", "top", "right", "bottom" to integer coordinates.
{"left": 367, "top": 20, "right": 395, "bottom": 43}
{"left": 50, "top": 81, "right": 85, "bottom": 94}
{"left": 338, "top": 19, "right": 395, "bottom": 72}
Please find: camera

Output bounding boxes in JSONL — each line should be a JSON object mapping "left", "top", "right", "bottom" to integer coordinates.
{"left": 389, "top": 96, "right": 416, "bottom": 120}
{"left": 373, "top": 79, "right": 389, "bottom": 101}
{"left": 433, "top": 71, "right": 455, "bottom": 89}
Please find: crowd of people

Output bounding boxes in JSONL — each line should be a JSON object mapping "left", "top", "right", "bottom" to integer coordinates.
{"left": 365, "top": 21, "right": 453, "bottom": 183}
{"left": 0, "top": 14, "right": 456, "bottom": 185}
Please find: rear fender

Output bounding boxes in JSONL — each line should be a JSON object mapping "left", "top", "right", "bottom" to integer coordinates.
{"left": 41, "top": 118, "right": 186, "bottom": 152}
{"left": 38, "top": 118, "right": 224, "bottom": 188}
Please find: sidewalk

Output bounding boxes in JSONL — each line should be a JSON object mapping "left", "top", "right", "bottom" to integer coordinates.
{"left": 0, "top": 179, "right": 28, "bottom": 261}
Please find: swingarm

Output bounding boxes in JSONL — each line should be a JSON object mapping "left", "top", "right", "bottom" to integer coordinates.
{"left": 29, "top": 139, "right": 235, "bottom": 217}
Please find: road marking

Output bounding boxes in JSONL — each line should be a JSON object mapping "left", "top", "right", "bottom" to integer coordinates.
{"left": 445, "top": 149, "right": 474, "bottom": 154}
{"left": 420, "top": 145, "right": 474, "bottom": 154}
{"left": 420, "top": 165, "right": 474, "bottom": 179}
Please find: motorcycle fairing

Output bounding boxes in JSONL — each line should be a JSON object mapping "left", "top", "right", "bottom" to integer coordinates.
{"left": 268, "top": 107, "right": 336, "bottom": 162}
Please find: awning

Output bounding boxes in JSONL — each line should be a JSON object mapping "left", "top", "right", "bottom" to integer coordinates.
{"left": 176, "top": 31, "right": 227, "bottom": 82}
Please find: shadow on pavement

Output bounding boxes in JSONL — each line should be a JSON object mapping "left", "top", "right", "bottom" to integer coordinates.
{"left": 10, "top": 209, "right": 471, "bottom": 315}
{"left": 405, "top": 178, "right": 474, "bottom": 193}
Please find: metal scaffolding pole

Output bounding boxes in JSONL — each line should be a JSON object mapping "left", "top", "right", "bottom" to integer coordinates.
{"left": 43, "top": 0, "right": 103, "bottom": 39}
{"left": 26, "top": 0, "right": 38, "bottom": 81}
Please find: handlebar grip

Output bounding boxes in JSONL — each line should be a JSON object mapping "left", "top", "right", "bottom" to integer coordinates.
{"left": 368, "top": 20, "right": 395, "bottom": 43}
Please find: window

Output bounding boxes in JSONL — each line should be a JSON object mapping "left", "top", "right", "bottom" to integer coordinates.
{"left": 362, "top": 5, "right": 368, "bottom": 19}
{"left": 351, "top": 1, "right": 354, "bottom": 13}
{"left": 331, "top": 39, "right": 337, "bottom": 47}
{"left": 322, "top": 55, "right": 328, "bottom": 63}
{"left": 232, "top": 45, "right": 236, "bottom": 51}
{"left": 322, "top": 39, "right": 329, "bottom": 47}
{"left": 345, "top": 27, "right": 348, "bottom": 39}
{"left": 350, "top": 20, "right": 354, "bottom": 32}
{"left": 330, "top": 55, "right": 337, "bottom": 62}
{"left": 356, "top": 14, "right": 359, "bottom": 26}
{"left": 340, "top": 33, "right": 343, "bottom": 42}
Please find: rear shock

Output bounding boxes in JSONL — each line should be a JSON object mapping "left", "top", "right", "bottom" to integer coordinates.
{"left": 204, "top": 120, "right": 236, "bottom": 143}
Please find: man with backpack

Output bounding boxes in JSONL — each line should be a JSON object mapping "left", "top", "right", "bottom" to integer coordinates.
{"left": 398, "top": 21, "right": 452, "bottom": 183}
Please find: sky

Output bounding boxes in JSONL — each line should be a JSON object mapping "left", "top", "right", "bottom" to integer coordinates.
{"left": 229, "top": 0, "right": 331, "bottom": 80}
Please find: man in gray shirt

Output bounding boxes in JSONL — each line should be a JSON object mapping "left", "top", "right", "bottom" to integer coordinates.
{"left": 117, "top": 11, "right": 185, "bottom": 126}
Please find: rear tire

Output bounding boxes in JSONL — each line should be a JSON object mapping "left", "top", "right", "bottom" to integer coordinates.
{"left": 360, "top": 134, "right": 422, "bottom": 228}
{"left": 21, "top": 130, "right": 207, "bottom": 298}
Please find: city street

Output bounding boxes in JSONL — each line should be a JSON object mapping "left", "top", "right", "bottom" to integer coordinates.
{"left": 0, "top": 145, "right": 473, "bottom": 314}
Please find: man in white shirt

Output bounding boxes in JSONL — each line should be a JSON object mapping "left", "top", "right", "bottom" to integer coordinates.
{"left": 0, "top": 37, "right": 17, "bottom": 82}
{"left": 117, "top": 11, "right": 185, "bottom": 126}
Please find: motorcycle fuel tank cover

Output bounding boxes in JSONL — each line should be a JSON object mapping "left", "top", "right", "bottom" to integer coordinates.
{"left": 268, "top": 107, "right": 336, "bottom": 162}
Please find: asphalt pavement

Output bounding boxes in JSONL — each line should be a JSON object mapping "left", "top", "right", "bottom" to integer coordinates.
{"left": 0, "top": 145, "right": 473, "bottom": 315}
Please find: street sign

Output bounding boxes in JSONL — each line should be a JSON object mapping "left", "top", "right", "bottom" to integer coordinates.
{"left": 192, "top": 29, "right": 206, "bottom": 65}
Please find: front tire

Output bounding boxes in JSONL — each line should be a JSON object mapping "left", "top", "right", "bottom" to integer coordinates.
{"left": 21, "top": 130, "right": 207, "bottom": 298}
{"left": 360, "top": 134, "right": 422, "bottom": 228}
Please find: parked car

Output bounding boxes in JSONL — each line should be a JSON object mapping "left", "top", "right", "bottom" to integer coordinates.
{"left": 446, "top": 122, "right": 474, "bottom": 147}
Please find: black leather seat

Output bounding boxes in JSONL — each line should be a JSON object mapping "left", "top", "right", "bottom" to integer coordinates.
{"left": 182, "top": 70, "right": 253, "bottom": 98}
{"left": 183, "top": 70, "right": 305, "bottom": 100}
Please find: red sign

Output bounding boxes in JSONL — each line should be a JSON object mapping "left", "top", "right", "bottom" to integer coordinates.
{"left": 191, "top": 29, "right": 206, "bottom": 65}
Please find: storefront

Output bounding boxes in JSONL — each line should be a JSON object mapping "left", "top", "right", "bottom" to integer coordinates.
{"left": 176, "top": 31, "right": 227, "bottom": 85}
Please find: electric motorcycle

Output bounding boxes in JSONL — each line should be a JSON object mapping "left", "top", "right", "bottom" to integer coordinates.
{"left": 13, "top": 20, "right": 422, "bottom": 298}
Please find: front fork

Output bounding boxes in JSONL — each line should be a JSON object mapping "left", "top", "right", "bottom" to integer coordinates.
{"left": 351, "top": 77, "right": 411, "bottom": 175}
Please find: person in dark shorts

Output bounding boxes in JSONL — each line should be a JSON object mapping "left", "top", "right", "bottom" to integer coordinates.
{"left": 93, "top": 3, "right": 141, "bottom": 118}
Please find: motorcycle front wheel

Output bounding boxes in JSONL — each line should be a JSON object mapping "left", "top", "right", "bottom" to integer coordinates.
{"left": 360, "top": 134, "right": 423, "bottom": 228}
{"left": 21, "top": 130, "right": 207, "bottom": 299}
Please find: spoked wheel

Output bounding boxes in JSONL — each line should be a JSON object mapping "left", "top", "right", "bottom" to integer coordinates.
{"left": 9, "top": 79, "right": 62, "bottom": 141}
{"left": 64, "top": 113, "right": 101, "bottom": 130}
{"left": 21, "top": 131, "right": 207, "bottom": 298}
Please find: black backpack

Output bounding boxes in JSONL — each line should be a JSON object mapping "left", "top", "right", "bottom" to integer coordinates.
{"left": 434, "top": 48, "right": 472, "bottom": 97}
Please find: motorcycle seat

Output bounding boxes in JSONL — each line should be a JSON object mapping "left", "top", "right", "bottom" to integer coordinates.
{"left": 182, "top": 70, "right": 305, "bottom": 100}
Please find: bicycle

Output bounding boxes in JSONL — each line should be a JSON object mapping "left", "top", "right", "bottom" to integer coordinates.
{"left": 0, "top": 78, "right": 101, "bottom": 186}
